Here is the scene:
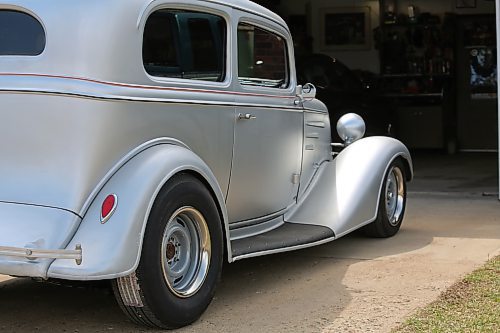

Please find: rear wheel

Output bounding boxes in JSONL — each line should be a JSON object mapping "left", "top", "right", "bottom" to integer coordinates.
{"left": 363, "top": 159, "right": 407, "bottom": 238}
{"left": 112, "top": 174, "right": 223, "bottom": 329}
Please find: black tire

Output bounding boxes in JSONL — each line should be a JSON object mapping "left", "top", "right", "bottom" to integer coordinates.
{"left": 112, "top": 173, "right": 224, "bottom": 329}
{"left": 363, "top": 159, "right": 407, "bottom": 238}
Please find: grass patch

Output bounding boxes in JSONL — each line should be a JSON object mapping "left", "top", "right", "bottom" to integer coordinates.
{"left": 394, "top": 256, "right": 499, "bottom": 333}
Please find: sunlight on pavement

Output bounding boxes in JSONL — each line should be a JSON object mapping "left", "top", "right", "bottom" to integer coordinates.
{"left": 0, "top": 275, "right": 13, "bottom": 283}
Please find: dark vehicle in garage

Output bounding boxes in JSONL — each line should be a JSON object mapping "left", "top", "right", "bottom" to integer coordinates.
{"left": 297, "top": 53, "right": 395, "bottom": 141}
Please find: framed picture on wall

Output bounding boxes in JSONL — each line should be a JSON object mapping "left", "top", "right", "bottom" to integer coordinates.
{"left": 469, "top": 46, "right": 497, "bottom": 97}
{"left": 456, "top": 0, "right": 477, "bottom": 9}
{"left": 319, "top": 7, "right": 371, "bottom": 51}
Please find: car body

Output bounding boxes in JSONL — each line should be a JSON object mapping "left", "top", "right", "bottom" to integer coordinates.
{"left": 296, "top": 54, "right": 396, "bottom": 141}
{"left": 0, "top": 0, "right": 413, "bottom": 328}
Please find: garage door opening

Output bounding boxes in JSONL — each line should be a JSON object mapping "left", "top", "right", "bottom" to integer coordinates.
{"left": 255, "top": 0, "right": 499, "bottom": 198}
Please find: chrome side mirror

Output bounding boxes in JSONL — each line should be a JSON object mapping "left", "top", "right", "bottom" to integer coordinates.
{"left": 337, "top": 113, "right": 366, "bottom": 146}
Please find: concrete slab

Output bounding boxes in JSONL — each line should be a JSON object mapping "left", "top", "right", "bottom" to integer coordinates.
{"left": 409, "top": 151, "right": 498, "bottom": 195}
{"left": 0, "top": 275, "right": 12, "bottom": 283}
{"left": 0, "top": 193, "right": 498, "bottom": 332}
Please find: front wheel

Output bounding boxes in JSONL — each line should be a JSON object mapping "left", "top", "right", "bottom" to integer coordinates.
{"left": 363, "top": 159, "right": 407, "bottom": 238}
{"left": 112, "top": 174, "right": 224, "bottom": 329}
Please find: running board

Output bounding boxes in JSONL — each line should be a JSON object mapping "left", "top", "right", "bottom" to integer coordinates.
{"left": 231, "top": 223, "right": 335, "bottom": 260}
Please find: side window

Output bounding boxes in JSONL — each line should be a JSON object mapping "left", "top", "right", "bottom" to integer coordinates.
{"left": 237, "top": 23, "right": 288, "bottom": 88}
{"left": 0, "top": 10, "right": 45, "bottom": 56}
{"left": 143, "top": 10, "right": 226, "bottom": 82}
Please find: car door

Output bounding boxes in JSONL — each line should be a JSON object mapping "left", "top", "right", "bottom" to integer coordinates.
{"left": 226, "top": 18, "right": 303, "bottom": 223}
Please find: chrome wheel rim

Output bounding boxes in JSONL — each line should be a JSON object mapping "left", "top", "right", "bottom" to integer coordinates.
{"left": 385, "top": 166, "right": 405, "bottom": 226}
{"left": 161, "top": 207, "right": 211, "bottom": 298}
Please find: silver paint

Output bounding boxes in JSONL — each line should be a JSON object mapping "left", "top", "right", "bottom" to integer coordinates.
{"left": 286, "top": 136, "right": 413, "bottom": 238}
{"left": 336, "top": 113, "right": 366, "bottom": 145}
{"left": 47, "top": 144, "right": 229, "bottom": 280}
{"left": 229, "top": 216, "right": 284, "bottom": 241}
{"left": 0, "top": 202, "right": 81, "bottom": 277}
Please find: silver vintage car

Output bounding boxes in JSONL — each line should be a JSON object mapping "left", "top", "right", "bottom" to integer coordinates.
{"left": 0, "top": 0, "right": 413, "bottom": 329}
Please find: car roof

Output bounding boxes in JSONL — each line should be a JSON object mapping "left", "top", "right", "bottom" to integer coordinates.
{"left": 206, "top": 0, "right": 286, "bottom": 28}
{"left": 3, "top": 0, "right": 285, "bottom": 27}
{"left": 0, "top": 0, "right": 289, "bottom": 81}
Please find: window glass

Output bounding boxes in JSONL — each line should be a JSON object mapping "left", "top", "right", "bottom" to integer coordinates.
{"left": 0, "top": 10, "right": 45, "bottom": 56}
{"left": 143, "top": 10, "right": 225, "bottom": 82}
{"left": 238, "top": 23, "right": 288, "bottom": 88}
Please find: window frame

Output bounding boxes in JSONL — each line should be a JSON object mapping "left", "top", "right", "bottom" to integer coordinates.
{"left": 236, "top": 19, "right": 291, "bottom": 91}
{"left": 141, "top": 5, "right": 231, "bottom": 88}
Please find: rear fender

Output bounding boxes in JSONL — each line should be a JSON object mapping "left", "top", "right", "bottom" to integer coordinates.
{"left": 47, "top": 144, "right": 229, "bottom": 280}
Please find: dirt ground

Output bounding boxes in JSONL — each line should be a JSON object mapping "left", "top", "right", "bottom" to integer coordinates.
{"left": 0, "top": 193, "right": 499, "bottom": 333}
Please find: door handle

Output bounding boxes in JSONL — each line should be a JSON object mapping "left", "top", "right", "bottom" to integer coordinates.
{"left": 238, "top": 113, "right": 257, "bottom": 120}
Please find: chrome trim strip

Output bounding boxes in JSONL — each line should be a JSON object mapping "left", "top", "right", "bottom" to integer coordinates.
{"left": 306, "top": 121, "right": 326, "bottom": 128}
{"left": 0, "top": 89, "right": 302, "bottom": 111}
{"left": 306, "top": 133, "right": 320, "bottom": 139}
{"left": 0, "top": 73, "right": 295, "bottom": 99}
{"left": 0, "top": 244, "right": 82, "bottom": 265}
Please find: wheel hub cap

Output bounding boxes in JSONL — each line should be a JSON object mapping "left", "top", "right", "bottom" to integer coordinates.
{"left": 166, "top": 242, "right": 176, "bottom": 261}
{"left": 161, "top": 207, "right": 211, "bottom": 298}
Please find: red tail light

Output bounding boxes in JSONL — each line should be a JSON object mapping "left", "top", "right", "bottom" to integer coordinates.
{"left": 101, "top": 194, "right": 117, "bottom": 224}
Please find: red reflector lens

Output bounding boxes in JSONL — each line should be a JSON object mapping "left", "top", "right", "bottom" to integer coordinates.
{"left": 101, "top": 194, "right": 117, "bottom": 223}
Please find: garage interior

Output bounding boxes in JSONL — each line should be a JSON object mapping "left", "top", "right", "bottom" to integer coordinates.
{"left": 254, "top": 0, "right": 499, "bottom": 196}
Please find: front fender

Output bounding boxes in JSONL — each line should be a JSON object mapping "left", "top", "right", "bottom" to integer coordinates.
{"left": 47, "top": 144, "right": 229, "bottom": 280}
{"left": 286, "top": 136, "right": 412, "bottom": 237}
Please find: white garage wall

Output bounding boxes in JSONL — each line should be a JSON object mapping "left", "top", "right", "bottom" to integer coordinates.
{"left": 279, "top": 0, "right": 496, "bottom": 73}
{"left": 497, "top": 0, "right": 500, "bottom": 200}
